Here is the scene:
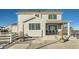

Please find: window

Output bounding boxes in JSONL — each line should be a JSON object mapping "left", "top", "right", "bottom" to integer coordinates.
{"left": 58, "top": 25, "right": 61, "bottom": 29}
{"left": 48, "top": 14, "right": 57, "bottom": 19}
{"left": 35, "top": 14, "right": 39, "bottom": 17}
{"left": 29, "top": 23, "right": 40, "bottom": 30}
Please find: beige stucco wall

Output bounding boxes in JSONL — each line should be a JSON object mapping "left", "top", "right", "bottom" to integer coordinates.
{"left": 17, "top": 13, "right": 62, "bottom": 37}
{"left": 24, "top": 17, "right": 46, "bottom": 37}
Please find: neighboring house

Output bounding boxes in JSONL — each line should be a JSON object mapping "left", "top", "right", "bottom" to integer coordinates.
{"left": 5, "top": 23, "right": 17, "bottom": 33}
{"left": 72, "top": 30, "right": 79, "bottom": 39}
{"left": 0, "top": 26, "right": 5, "bottom": 30}
{"left": 64, "top": 27, "right": 73, "bottom": 35}
{"left": 16, "top": 10, "right": 71, "bottom": 37}
{"left": 0, "top": 26, "right": 5, "bottom": 33}
{"left": 72, "top": 30, "right": 79, "bottom": 35}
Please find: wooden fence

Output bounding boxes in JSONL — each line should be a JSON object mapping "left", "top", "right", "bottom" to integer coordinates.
{"left": 0, "top": 32, "right": 18, "bottom": 43}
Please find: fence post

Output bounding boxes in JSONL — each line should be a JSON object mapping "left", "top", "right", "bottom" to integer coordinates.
{"left": 10, "top": 34, "right": 12, "bottom": 43}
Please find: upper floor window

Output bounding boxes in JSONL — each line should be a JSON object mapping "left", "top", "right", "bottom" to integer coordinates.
{"left": 29, "top": 23, "right": 40, "bottom": 30}
{"left": 48, "top": 14, "right": 57, "bottom": 19}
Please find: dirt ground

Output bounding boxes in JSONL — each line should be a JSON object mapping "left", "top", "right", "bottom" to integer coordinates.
{"left": 41, "top": 40, "right": 79, "bottom": 49}
{"left": 8, "top": 36, "right": 79, "bottom": 49}
{"left": 8, "top": 39, "right": 79, "bottom": 49}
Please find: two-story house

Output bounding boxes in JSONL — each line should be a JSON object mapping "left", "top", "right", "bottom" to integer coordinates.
{"left": 16, "top": 10, "right": 71, "bottom": 37}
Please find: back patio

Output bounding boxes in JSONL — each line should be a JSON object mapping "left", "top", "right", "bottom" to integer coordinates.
{"left": 45, "top": 20, "right": 71, "bottom": 36}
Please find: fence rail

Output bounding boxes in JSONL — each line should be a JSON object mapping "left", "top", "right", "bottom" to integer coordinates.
{"left": 0, "top": 32, "right": 18, "bottom": 43}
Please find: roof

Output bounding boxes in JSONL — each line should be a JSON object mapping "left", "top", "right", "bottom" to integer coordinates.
{"left": 11, "top": 23, "right": 17, "bottom": 25}
{"left": 24, "top": 17, "right": 36, "bottom": 23}
{"left": 73, "top": 30, "right": 79, "bottom": 32}
{"left": 16, "top": 10, "right": 63, "bottom": 15}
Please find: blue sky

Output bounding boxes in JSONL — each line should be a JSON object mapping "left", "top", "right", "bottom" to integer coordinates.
{"left": 0, "top": 9, "right": 79, "bottom": 30}
{"left": 61, "top": 9, "right": 79, "bottom": 30}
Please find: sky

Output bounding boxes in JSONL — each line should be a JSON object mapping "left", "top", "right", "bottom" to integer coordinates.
{"left": 0, "top": 9, "right": 79, "bottom": 30}
{"left": 61, "top": 9, "right": 79, "bottom": 30}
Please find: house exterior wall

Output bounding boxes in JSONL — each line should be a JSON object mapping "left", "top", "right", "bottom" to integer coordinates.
{"left": 57, "top": 14, "right": 62, "bottom": 20}
{"left": 42, "top": 14, "right": 48, "bottom": 20}
{"left": 11, "top": 25, "right": 17, "bottom": 33}
{"left": 24, "top": 18, "right": 46, "bottom": 37}
{"left": 5, "top": 25, "right": 12, "bottom": 32}
{"left": 17, "top": 14, "right": 34, "bottom": 34}
{"left": 17, "top": 12, "right": 62, "bottom": 37}
{"left": 41, "top": 14, "right": 62, "bottom": 20}
{"left": 5, "top": 25, "right": 17, "bottom": 33}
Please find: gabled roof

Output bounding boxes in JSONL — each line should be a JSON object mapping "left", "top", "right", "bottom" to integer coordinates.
{"left": 24, "top": 17, "right": 36, "bottom": 23}
{"left": 16, "top": 10, "right": 63, "bottom": 15}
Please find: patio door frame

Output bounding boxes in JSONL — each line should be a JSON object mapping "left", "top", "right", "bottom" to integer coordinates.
{"left": 46, "top": 23, "right": 58, "bottom": 35}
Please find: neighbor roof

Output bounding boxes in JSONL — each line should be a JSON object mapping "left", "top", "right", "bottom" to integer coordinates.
{"left": 11, "top": 23, "right": 17, "bottom": 25}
